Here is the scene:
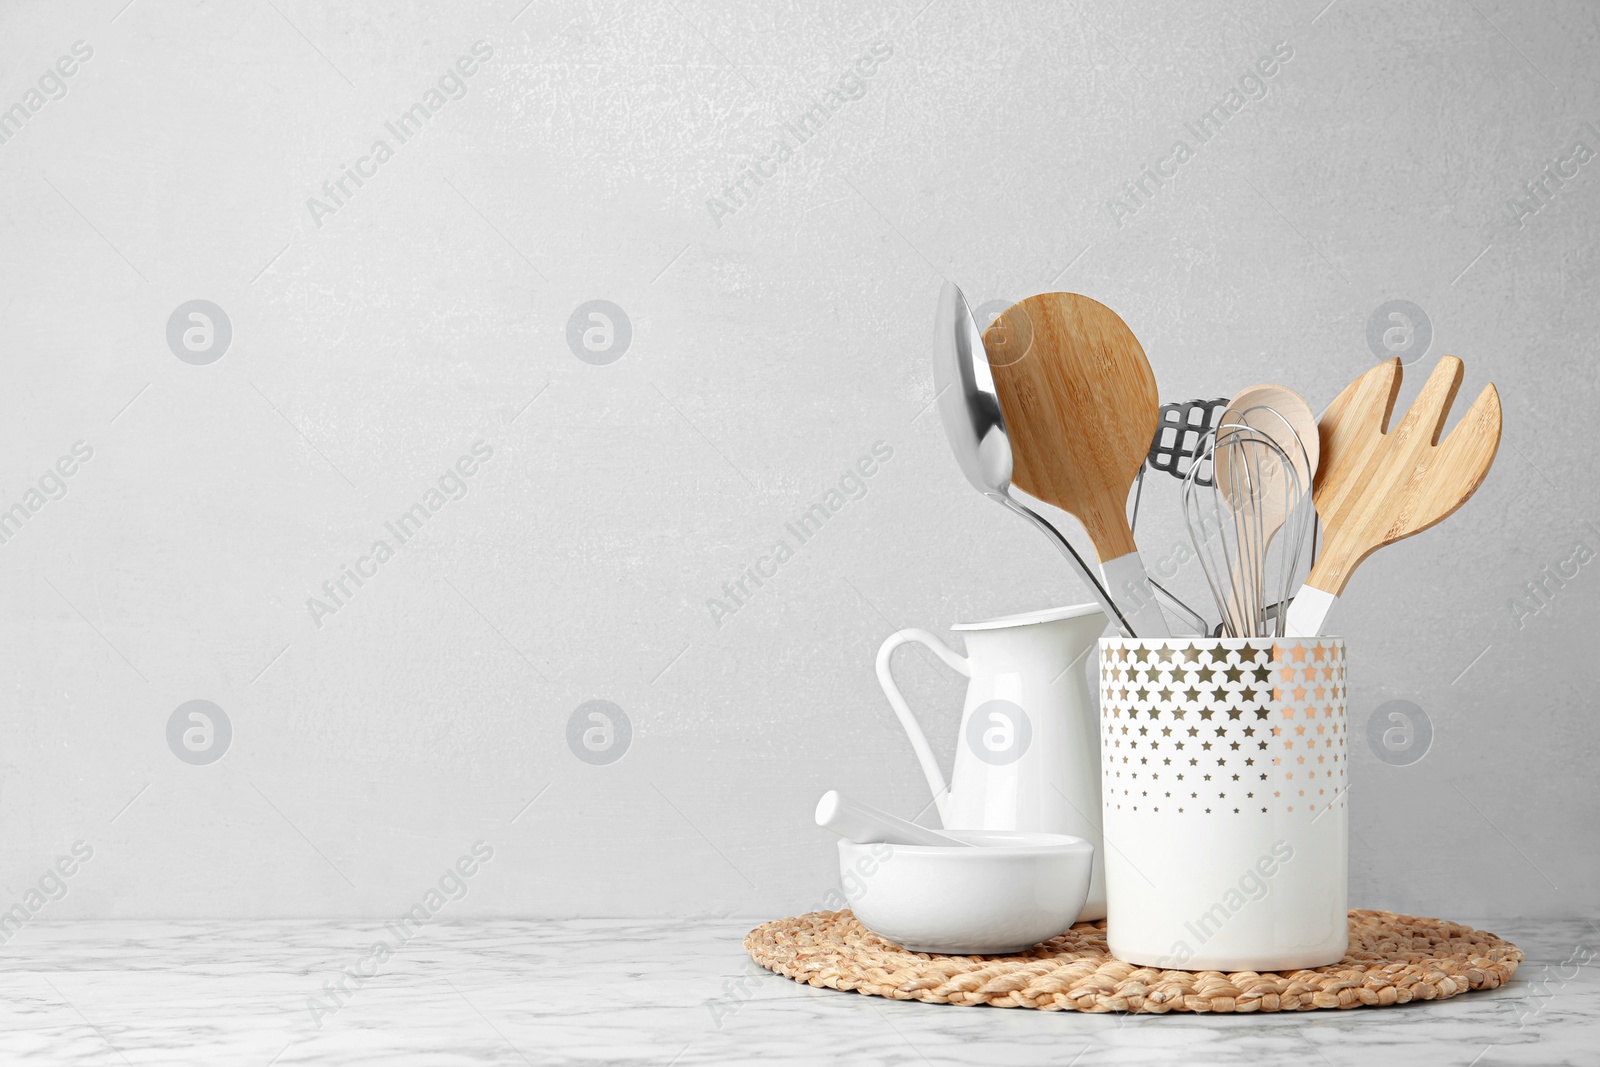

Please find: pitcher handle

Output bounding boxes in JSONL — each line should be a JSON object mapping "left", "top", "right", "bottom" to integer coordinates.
{"left": 874, "top": 629, "right": 972, "bottom": 822}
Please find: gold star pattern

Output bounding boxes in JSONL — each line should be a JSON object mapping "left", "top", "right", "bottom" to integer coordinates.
{"left": 1098, "top": 641, "right": 1345, "bottom": 818}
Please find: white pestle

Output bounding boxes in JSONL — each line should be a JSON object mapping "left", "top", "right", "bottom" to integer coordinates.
{"left": 814, "top": 790, "right": 970, "bottom": 847}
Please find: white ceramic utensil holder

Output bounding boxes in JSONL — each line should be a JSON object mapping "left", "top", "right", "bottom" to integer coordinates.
{"left": 1099, "top": 637, "right": 1349, "bottom": 971}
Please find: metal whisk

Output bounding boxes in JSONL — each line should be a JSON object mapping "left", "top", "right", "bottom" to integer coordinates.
{"left": 1182, "top": 425, "right": 1314, "bottom": 638}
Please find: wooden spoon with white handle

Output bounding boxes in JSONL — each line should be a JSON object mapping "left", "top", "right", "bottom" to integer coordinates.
{"left": 983, "top": 293, "right": 1169, "bottom": 638}
{"left": 1283, "top": 356, "right": 1501, "bottom": 636}
{"left": 1219, "top": 384, "right": 1320, "bottom": 499}
{"left": 1213, "top": 384, "right": 1319, "bottom": 635}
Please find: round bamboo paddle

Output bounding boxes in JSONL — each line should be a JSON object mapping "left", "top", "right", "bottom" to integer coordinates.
{"left": 982, "top": 293, "right": 1169, "bottom": 638}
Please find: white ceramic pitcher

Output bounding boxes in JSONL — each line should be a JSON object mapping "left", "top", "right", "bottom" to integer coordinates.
{"left": 875, "top": 603, "right": 1109, "bottom": 922}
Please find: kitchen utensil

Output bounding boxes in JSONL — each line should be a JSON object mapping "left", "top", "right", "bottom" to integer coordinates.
{"left": 1203, "top": 387, "right": 1319, "bottom": 636}
{"left": 1127, "top": 397, "right": 1231, "bottom": 636}
{"left": 1147, "top": 580, "right": 1209, "bottom": 637}
{"left": 875, "top": 603, "right": 1109, "bottom": 921}
{"left": 1147, "top": 397, "right": 1230, "bottom": 484}
{"left": 814, "top": 790, "right": 968, "bottom": 847}
{"left": 1284, "top": 356, "right": 1501, "bottom": 637}
{"left": 837, "top": 830, "right": 1093, "bottom": 954}
{"left": 1186, "top": 428, "right": 1312, "bottom": 637}
{"left": 983, "top": 293, "right": 1170, "bottom": 638}
{"left": 1126, "top": 475, "right": 1202, "bottom": 634}
{"left": 1221, "top": 384, "right": 1320, "bottom": 486}
{"left": 1100, "top": 636, "right": 1348, "bottom": 971}
{"left": 933, "top": 282, "right": 1134, "bottom": 637}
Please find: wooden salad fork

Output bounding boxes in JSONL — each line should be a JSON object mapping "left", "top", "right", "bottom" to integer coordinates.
{"left": 1284, "top": 355, "right": 1501, "bottom": 636}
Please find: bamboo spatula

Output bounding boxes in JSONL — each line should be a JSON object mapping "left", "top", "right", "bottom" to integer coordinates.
{"left": 983, "top": 293, "right": 1169, "bottom": 638}
{"left": 1283, "top": 355, "right": 1501, "bottom": 636}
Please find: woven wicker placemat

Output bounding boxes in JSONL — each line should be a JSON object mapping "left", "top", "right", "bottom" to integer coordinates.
{"left": 745, "top": 909, "right": 1521, "bottom": 1013}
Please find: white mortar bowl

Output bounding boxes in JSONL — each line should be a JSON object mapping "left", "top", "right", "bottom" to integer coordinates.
{"left": 838, "top": 830, "right": 1094, "bottom": 955}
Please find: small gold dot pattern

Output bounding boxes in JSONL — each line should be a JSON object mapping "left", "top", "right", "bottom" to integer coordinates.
{"left": 1100, "top": 639, "right": 1347, "bottom": 817}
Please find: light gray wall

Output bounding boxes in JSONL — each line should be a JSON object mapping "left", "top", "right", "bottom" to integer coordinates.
{"left": 1, "top": 0, "right": 1595, "bottom": 921}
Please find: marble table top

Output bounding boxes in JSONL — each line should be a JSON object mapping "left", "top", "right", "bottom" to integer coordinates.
{"left": 1, "top": 917, "right": 1594, "bottom": 1065}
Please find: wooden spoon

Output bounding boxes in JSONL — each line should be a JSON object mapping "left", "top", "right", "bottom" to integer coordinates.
{"left": 1283, "top": 356, "right": 1501, "bottom": 636}
{"left": 983, "top": 293, "right": 1169, "bottom": 637}
{"left": 1212, "top": 384, "right": 1319, "bottom": 635}
{"left": 1218, "top": 383, "right": 1319, "bottom": 503}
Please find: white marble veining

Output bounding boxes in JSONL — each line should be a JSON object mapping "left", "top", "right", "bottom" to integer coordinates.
{"left": 0, "top": 917, "right": 1595, "bottom": 1065}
